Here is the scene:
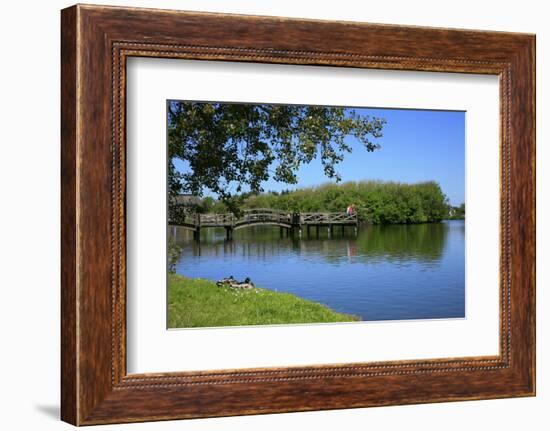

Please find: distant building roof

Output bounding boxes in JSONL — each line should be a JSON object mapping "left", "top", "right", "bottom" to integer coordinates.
{"left": 173, "top": 194, "right": 202, "bottom": 206}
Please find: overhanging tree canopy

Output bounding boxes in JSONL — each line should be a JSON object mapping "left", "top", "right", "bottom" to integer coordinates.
{"left": 168, "top": 101, "right": 386, "bottom": 212}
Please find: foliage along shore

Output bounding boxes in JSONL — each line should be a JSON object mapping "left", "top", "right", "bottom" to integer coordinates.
{"left": 192, "top": 180, "right": 462, "bottom": 225}
{"left": 168, "top": 274, "right": 359, "bottom": 328}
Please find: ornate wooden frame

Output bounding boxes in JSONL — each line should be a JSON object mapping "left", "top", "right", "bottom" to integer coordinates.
{"left": 61, "top": 4, "right": 535, "bottom": 425}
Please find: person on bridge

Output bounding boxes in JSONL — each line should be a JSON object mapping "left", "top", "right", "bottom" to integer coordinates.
{"left": 346, "top": 204, "right": 355, "bottom": 216}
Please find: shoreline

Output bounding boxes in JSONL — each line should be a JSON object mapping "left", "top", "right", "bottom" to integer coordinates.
{"left": 168, "top": 274, "right": 359, "bottom": 328}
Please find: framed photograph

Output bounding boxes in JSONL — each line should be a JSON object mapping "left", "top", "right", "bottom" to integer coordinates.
{"left": 61, "top": 4, "right": 535, "bottom": 425}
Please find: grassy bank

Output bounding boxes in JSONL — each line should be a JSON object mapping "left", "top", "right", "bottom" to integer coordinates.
{"left": 168, "top": 274, "right": 358, "bottom": 328}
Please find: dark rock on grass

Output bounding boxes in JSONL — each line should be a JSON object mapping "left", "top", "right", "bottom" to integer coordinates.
{"left": 217, "top": 276, "right": 255, "bottom": 289}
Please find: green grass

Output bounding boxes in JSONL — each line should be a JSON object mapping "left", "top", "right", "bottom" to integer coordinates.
{"left": 168, "top": 274, "right": 359, "bottom": 328}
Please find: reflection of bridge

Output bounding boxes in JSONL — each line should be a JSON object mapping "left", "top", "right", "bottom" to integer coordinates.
{"left": 170, "top": 208, "right": 358, "bottom": 240}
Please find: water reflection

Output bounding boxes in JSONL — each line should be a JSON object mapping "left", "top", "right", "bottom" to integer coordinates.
{"left": 173, "top": 220, "right": 465, "bottom": 322}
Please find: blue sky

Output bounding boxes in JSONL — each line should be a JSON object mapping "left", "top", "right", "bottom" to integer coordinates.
{"left": 173, "top": 106, "right": 465, "bottom": 206}
{"left": 262, "top": 107, "right": 465, "bottom": 205}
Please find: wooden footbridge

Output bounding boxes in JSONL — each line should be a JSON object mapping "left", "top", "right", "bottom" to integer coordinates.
{"left": 170, "top": 208, "right": 358, "bottom": 240}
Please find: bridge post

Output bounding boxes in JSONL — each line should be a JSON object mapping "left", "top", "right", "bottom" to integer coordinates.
{"left": 193, "top": 227, "right": 200, "bottom": 241}
{"left": 225, "top": 227, "right": 233, "bottom": 241}
{"left": 341, "top": 225, "right": 345, "bottom": 235}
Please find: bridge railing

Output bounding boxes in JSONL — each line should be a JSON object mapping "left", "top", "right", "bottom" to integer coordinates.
{"left": 170, "top": 209, "right": 357, "bottom": 228}
{"left": 199, "top": 213, "right": 235, "bottom": 227}
{"left": 300, "top": 212, "right": 357, "bottom": 225}
{"left": 239, "top": 208, "right": 292, "bottom": 225}
{"left": 168, "top": 210, "right": 199, "bottom": 227}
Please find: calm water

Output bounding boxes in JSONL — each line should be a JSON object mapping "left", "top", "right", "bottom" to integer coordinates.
{"left": 173, "top": 220, "right": 465, "bottom": 322}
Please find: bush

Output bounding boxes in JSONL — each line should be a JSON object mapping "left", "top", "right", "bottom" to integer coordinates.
{"left": 238, "top": 180, "right": 450, "bottom": 224}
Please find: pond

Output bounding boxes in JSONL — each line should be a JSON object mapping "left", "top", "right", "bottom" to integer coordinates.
{"left": 172, "top": 220, "right": 465, "bottom": 322}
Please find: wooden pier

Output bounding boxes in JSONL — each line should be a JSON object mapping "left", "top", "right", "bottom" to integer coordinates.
{"left": 170, "top": 208, "right": 358, "bottom": 240}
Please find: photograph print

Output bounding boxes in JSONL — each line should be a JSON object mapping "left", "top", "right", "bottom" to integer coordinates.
{"left": 167, "top": 101, "right": 465, "bottom": 329}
